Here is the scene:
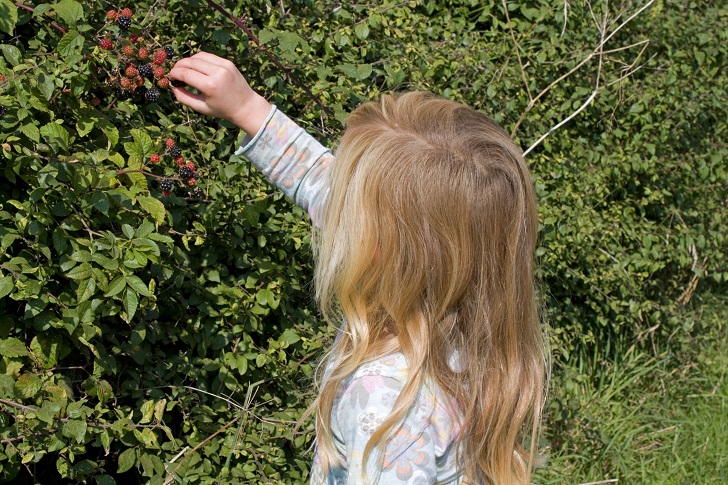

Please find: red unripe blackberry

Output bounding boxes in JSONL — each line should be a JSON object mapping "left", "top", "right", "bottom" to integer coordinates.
{"left": 138, "top": 48, "right": 149, "bottom": 59}
{"left": 0, "top": 74, "right": 5, "bottom": 83}
{"left": 123, "top": 45, "right": 135, "bottom": 57}
{"left": 117, "top": 16, "right": 132, "bottom": 30}
{"left": 187, "top": 178, "right": 197, "bottom": 186}
{"left": 135, "top": 76, "right": 144, "bottom": 87}
{"left": 129, "top": 33, "right": 139, "bottom": 43}
{"left": 121, "top": 7, "right": 133, "bottom": 17}
{"left": 91, "top": 97, "right": 101, "bottom": 106}
{"left": 168, "top": 145, "right": 182, "bottom": 157}
{"left": 99, "top": 38, "right": 113, "bottom": 50}
{"left": 125, "top": 66, "right": 138, "bottom": 78}
{"left": 153, "top": 67, "right": 165, "bottom": 79}
{"left": 106, "top": 10, "right": 118, "bottom": 20}
{"left": 185, "top": 161, "right": 195, "bottom": 171}
{"left": 150, "top": 154, "right": 160, "bottom": 163}
{"left": 146, "top": 88, "right": 160, "bottom": 102}
{"left": 153, "top": 50, "right": 167, "bottom": 64}
{"left": 175, "top": 156, "right": 184, "bottom": 165}
{"left": 157, "top": 78, "right": 170, "bottom": 89}
{"left": 165, "top": 138, "right": 175, "bottom": 147}
{"left": 120, "top": 77, "right": 132, "bottom": 89}
{"left": 162, "top": 190, "right": 171, "bottom": 197}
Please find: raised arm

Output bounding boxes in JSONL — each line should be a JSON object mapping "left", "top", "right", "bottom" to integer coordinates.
{"left": 169, "top": 52, "right": 332, "bottom": 225}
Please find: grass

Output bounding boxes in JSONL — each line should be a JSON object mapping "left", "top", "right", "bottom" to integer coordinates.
{"left": 535, "top": 293, "right": 727, "bottom": 484}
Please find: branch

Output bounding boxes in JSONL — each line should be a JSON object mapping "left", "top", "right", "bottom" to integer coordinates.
{"left": 204, "top": 0, "right": 333, "bottom": 117}
{"left": 15, "top": 3, "right": 67, "bottom": 34}
{"left": 511, "top": 0, "right": 656, "bottom": 138}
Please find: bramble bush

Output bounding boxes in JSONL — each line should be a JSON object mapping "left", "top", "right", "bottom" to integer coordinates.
{"left": 0, "top": 0, "right": 725, "bottom": 483}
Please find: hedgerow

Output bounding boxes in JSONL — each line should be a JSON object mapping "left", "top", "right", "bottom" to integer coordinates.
{"left": 0, "top": 0, "right": 725, "bottom": 483}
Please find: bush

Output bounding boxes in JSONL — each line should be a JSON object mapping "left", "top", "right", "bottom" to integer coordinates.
{"left": 0, "top": 0, "right": 725, "bottom": 483}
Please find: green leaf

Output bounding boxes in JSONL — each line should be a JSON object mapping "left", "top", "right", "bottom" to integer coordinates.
{"left": 76, "top": 278, "right": 96, "bottom": 302}
{"left": 0, "top": 337, "right": 28, "bottom": 357}
{"left": 124, "top": 289, "right": 138, "bottom": 321}
{"left": 0, "top": 0, "right": 18, "bottom": 35}
{"left": 130, "top": 129, "right": 153, "bottom": 159}
{"left": 153, "top": 399, "right": 166, "bottom": 422}
{"left": 76, "top": 117, "right": 95, "bottom": 137}
{"left": 105, "top": 276, "right": 126, "bottom": 297}
{"left": 40, "top": 123, "right": 70, "bottom": 150}
{"left": 15, "top": 373, "right": 42, "bottom": 398}
{"left": 122, "top": 224, "right": 135, "bottom": 239}
{"left": 117, "top": 448, "right": 136, "bottom": 474}
{"left": 139, "top": 400, "right": 154, "bottom": 424}
{"left": 279, "top": 328, "right": 300, "bottom": 346}
{"left": 0, "top": 276, "right": 14, "bottom": 299}
{"left": 56, "top": 29, "right": 84, "bottom": 59}
{"left": 0, "top": 44, "right": 22, "bottom": 66}
{"left": 95, "top": 475, "right": 116, "bottom": 485}
{"left": 52, "top": 0, "right": 84, "bottom": 26}
{"left": 19, "top": 123, "right": 41, "bottom": 142}
{"left": 62, "top": 418, "right": 87, "bottom": 444}
{"left": 125, "top": 275, "right": 151, "bottom": 297}
{"left": 136, "top": 196, "right": 166, "bottom": 224}
{"left": 66, "top": 262, "right": 92, "bottom": 280}
{"left": 354, "top": 23, "right": 369, "bottom": 40}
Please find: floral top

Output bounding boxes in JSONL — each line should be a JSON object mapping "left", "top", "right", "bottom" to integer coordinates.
{"left": 237, "top": 107, "right": 463, "bottom": 484}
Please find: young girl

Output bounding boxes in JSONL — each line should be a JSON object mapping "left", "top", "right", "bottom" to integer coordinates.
{"left": 169, "top": 52, "right": 548, "bottom": 485}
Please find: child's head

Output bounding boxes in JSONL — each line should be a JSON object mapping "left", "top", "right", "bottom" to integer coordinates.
{"left": 313, "top": 92, "right": 547, "bottom": 484}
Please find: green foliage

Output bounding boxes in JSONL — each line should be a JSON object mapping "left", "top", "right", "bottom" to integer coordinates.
{"left": 0, "top": 0, "right": 725, "bottom": 483}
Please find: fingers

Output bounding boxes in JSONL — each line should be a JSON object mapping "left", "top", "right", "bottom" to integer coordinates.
{"left": 170, "top": 84, "right": 209, "bottom": 113}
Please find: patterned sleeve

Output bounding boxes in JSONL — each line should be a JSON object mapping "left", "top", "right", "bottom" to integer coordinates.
{"left": 333, "top": 356, "right": 458, "bottom": 484}
{"left": 235, "top": 106, "right": 333, "bottom": 227}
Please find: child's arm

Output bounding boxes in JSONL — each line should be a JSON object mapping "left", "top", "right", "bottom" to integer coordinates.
{"left": 169, "top": 53, "right": 332, "bottom": 224}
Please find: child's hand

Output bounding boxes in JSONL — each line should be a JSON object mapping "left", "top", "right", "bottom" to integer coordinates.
{"left": 168, "top": 51, "right": 272, "bottom": 136}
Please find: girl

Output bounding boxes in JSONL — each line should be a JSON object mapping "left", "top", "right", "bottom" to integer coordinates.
{"left": 169, "top": 52, "right": 548, "bottom": 485}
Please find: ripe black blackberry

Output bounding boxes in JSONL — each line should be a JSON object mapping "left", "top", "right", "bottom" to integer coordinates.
{"left": 117, "top": 16, "right": 132, "bottom": 30}
{"left": 168, "top": 145, "right": 182, "bottom": 157}
{"left": 133, "top": 86, "right": 148, "bottom": 100}
{"left": 163, "top": 46, "right": 176, "bottom": 58}
{"left": 0, "top": 106, "right": 6, "bottom": 117}
{"left": 179, "top": 166, "right": 193, "bottom": 179}
{"left": 160, "top": 179, "right": 173, "bottom": 191}
{"left": 138, "top": 64, "right": 154, "bottom": 80}
{"left": 116, "top": 89, "right": 133, "bottom": 100}
{"left": 145, "top": 88, "right": 160, "bottom": 102}
{"left": 190, "top": 187, "right": 203, "bottom": 198}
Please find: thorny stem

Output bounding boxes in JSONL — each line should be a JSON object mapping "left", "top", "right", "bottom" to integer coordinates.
{"left": 204, "top": 0, "right": 333, "bottom": 117}
{"left": 15, "top": 3, "right": 68, "bottom": 34}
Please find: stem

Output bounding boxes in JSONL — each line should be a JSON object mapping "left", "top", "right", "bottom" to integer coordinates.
{"left": 15, "top": 3, "right": 67, "bottom": 34}
{"left": 204, "top": 0, "right": 332, "bottom": 117}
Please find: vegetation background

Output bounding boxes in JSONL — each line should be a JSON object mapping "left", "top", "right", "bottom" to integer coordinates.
{"left": 0, "top": 0, "right": 725, "bottom": 483}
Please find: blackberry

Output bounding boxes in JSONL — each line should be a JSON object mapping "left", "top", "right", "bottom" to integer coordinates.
{"left": 138, "top": 64, "right": 154, "bottom": 80}
{"left": 171, "top": 80, "right": 187, "bottom": 88}
{"left": 160, "top": 178, "right": 173, "bottom": 191}
{"left": 145, "top": 88, "right": 160, "bottom": 102}
{"left": 163, "top": 46, "right": 176, "bottom": 58}
{"left": 178, "top": 166, "right": 193, "bottom": 179}
{"left": 192, "top": 171, "right": 201, "bottom": 179}
{"left": 116, "top": 89, "right": 133, "bottom": 100}
{"left": 168, "top": 145, "right": 182, "bottom": 157}
{"left": 0, "top": 106, "right": 6, "bottom": 117}
{"left": 190, "top": 187, "right": 203, "bottom": 198}
{"left": 133, "top": 86, "right": 148, "bottom": 100}
{"left": 117, "top": 16, "right": 132, "bottom": 30}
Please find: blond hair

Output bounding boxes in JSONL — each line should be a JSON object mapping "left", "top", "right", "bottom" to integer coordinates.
{"left": 311, "top": 92, "right": 547, "bottom": 484}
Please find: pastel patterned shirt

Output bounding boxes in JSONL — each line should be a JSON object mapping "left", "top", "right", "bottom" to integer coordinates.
{"left": 238, "top": 107, "right": 463, "bottom": 484}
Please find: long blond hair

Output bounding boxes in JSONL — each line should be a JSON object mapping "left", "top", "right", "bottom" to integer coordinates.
{"left": 311, "top": 92, "right": 547, "bottom": 484}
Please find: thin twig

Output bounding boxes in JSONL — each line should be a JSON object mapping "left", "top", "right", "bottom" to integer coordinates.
{"left": 15, "top": 2, "right": 67, "bottom": 34}
{"left": 204, "top": 0, "right": 332, "bottom": 116}
{"left": 501, "top": 0, "right": 533, "bottom": 102}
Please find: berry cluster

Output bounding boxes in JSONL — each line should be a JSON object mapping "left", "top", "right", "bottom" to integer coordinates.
{"left": 93, "top": 6, "right": 177, "bottom": 105}
{"left": 148, "top": 137, "right": 204, "bottom": 199}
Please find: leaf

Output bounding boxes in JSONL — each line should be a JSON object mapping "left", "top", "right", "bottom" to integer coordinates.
{"left": 95, "top": 475, "right": 116, "bottom": 485}
{"left": 15, "top": 373, "right": 42, "bottom": 398}
{"left": 52, "top": 0, "right": 84, "bottom": 26}
{"left": 125, "top": 275, "right": 151, "bottom": 297}
{"left": 40, "top": 123, "right": 70, "bottom": 150}
{"left": 0, "top": 0, "right": 18, "bottom": 35}
{"left": 0, "top": 337, "right": 28, "bottom": 357}
{"left": 122, "top": 224, "right": 135, "bottom": 239}
{"left": 130, "top": 129, "right": 153, "bottom": 158}
{"left": 105, "top": 276, "right": 126, "bottom": 297}
{"left": 124, "top": 289, "right": 138, "bottom": 321}
{"left": 139, "top": 400, "right": 154, "bottom": 424}
{"left": 62, "top": 419, "right": 87, "bottom": 444}
{"left": 354, "top": 23, "right": 369, "bottom": 40}
{"left": 153, "top": 399, "right": 166, "bottom": 422}
{"left": 19, "top": 123, "right": 41, "bottom": 142}
{"left": 76, "top": 278, "right": 96, "bottom": 302}
{"left": 279, "top": 328, "right": 300, "bottom": 346}
{"left": 117, "top": 448, "right": 136, "bottom": 474}
{"left": 56, "top": 29, "right": 84, "bottom": 59}
{"left": 0, "top": 44, "right": 22, "bottom": 66}
{"left": 136, "top": 196, "right": 166, "bottom": 224}
{"left": 66, "top": 262, "right": 92, "bottom": 280}
{"left": 0, "top": 276, "right": 14, "bottom": 299}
